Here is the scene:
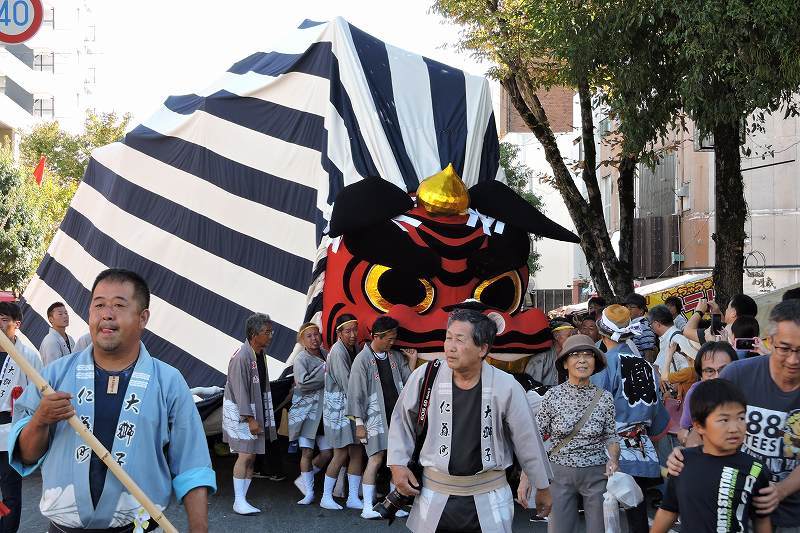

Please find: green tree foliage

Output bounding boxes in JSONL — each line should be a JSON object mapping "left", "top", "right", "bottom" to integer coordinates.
{"left": 1, "top": 110, "right": 129, "bottom": 292}
{"left": 19, "top": 110, "right": 131, "bottom": 186}
{"left": 0, "top": 149, "right": 76, "bottom": 293}
{"left": 659, "top": 0, "right": 800, "bottom": 305}
{"left": 499, "top": 141, "right": 543, "bottom": 274}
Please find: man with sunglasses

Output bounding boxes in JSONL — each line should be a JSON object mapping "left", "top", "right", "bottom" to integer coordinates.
{"left": 668, "top": 299, "right": 800, "bottom": 532}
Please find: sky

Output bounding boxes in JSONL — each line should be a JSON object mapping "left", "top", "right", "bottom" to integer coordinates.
{"left": 89, "top": 0, "right": 488, "bottom": 126}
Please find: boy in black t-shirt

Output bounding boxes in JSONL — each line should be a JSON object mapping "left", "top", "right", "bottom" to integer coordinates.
{"left": 651, "top": 379, "right": 771, "bottom": 533}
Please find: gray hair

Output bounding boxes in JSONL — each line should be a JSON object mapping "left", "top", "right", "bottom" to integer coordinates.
{"left": 245, "top": 313, "right": 272, "bottom": 340}
{"left": 447, "top": 309, "right": 497, "bottom": 350}
{"left": 767, "top": 299, "right": 800, "bottom": 336}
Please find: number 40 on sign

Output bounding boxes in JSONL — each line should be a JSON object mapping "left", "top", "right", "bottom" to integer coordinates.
{"left": 0, "top": 0, "right": 43, "bottom": 44}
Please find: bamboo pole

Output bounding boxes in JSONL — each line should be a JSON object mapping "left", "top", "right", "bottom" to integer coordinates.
{"left": 0, "top": 333, "right": 178, "bottom": 533}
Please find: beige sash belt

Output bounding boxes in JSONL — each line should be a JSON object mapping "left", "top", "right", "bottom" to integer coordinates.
{"left": 422, "top": 467, "right": 508, "bottom": 497}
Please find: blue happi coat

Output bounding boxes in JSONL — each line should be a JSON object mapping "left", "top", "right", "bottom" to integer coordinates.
{"left": 8, "top": 343, "right": 216, "bottom": 529}
{"left": 590, "top": 341, "right": 669, "bottom": 478}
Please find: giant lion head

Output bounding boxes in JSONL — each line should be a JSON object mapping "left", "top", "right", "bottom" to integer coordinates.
{"left": 320, "top": 165, "right": 580, "bottom": 371}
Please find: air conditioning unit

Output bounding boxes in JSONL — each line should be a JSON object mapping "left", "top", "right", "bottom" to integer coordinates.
{"left": 675, "top": 184, "right": 689, "bottom": 197}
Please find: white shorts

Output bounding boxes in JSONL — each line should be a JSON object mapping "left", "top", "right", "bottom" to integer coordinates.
{"left": 298, "top": 435, "right": 332, "bottom": 451}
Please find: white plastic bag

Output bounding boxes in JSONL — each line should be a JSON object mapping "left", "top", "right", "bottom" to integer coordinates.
{"left": 606, "top": 472, "right": 643, "bottom": 509}
{"left": 603, "top": 491, "right": 622, "bottom": 533}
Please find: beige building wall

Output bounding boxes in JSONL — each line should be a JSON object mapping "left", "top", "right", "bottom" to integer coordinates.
{"left": 626, "top": 113, "right": 799, "bottom": 293}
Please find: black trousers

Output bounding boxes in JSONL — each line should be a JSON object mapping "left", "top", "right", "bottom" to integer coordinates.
{"left": 624, "top": 476, "right": 656, "bottom": 533}
{"left": 255, "top": 436, "right": 287, "bottom": 476}
{"left": 0, "top": 451, "right": 21, "bottom": 533}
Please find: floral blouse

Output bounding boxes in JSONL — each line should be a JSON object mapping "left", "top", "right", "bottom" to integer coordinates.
{"left": 537, "top": 382, "right": 617, "bottom": 468}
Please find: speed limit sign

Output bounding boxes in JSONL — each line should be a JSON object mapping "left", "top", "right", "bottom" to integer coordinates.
{"left": 0, "top": 0, "right": 43, "bottom": 44}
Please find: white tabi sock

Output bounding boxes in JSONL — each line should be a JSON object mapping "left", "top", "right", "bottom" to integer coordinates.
{"left": 360, "top": 484, "right": 381, "bottom": 519}
{"left": 232, "top": 477, "right": 260, "bottom": 515}
{"left": 320, "top": 475, "right": 343, "bottom": 510}
{"left": 297, "top": 471, "right": 316, "bottom": 505}
{"left": 346, "top": 474, "right": 363, "bottom": 509}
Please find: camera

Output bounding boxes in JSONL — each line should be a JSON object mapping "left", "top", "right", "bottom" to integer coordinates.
{"left": 372, "top": 462, "right": 421, "bottom": 523}
{"left": 373, "top": 487, "right": 414, "bottom": 522}
{"left": 734, "top": 337, "right": 757, "bottom": 351}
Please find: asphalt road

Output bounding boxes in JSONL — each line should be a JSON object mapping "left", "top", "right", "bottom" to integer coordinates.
{"left": 17, "top": 454, "right": 555, "bottom": 532}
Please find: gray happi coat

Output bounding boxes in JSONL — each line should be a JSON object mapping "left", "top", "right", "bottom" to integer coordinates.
{"left": 288, "top": 348, "right": 328, "bottom": 441}
{"left": 524, "top": 345, "right": 558, "bottom": 387}
{"left": 388, "top": 361, "right": 551, "bottom": 533}
{"left": 222, "top": 341, "right": 276, "bottom": 454}
{"left": 323, "top": 340, "right": 358, "bottom": 448}
{"left": 347, "top": 346, "right": 411, "bottom": 456}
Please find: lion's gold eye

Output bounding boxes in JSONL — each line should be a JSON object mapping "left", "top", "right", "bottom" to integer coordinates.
{"left": 363, "top": 264, "right": 435, "bottom": 314}
{"left": 473, "top": 271, "right": 522, "bottom": 313}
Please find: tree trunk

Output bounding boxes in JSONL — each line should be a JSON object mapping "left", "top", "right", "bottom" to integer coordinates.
{"left": 501, "top": 73, "right": 633, "bottom": 302}
{"left": 711, "top": 120, "right": 746, "bottom": 308}
{"left": 612, "top": 154, "right": 636, "bottom": 297}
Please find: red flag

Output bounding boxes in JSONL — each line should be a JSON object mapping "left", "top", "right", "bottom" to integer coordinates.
{"left": 33, "top": 155, "right": 46, "bottom": 185}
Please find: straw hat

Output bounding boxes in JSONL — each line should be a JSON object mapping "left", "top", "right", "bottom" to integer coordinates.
{"left": 555, "top": 334, "right": 607, "bottom": 378}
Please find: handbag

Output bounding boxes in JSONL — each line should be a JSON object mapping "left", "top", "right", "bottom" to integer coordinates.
{"left": 549, "top": 388, "right": 604, "bottom": 457}
{"left": 663, "top": 331, "right": 687, "bottom": 435}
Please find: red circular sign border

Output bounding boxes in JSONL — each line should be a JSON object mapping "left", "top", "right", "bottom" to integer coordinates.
{"left": 0, "top": 0, "right": 43, "bottom": 44}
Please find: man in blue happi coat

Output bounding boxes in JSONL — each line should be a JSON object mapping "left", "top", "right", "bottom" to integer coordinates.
{"left": 9, "top": 269, "right": 216, "bottom": 533}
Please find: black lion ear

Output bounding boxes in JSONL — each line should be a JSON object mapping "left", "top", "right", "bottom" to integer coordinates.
{"left": 468, "top": 180, "right": 580, "bottom": 243}
{"left": 329, "top": 177, "right": 414, "bottom": 237}
{"left": 468, "top": 226, "right": 530, "bottom": 279}
{"left": 344, "top": 221, "right": 439, "bottom": 277}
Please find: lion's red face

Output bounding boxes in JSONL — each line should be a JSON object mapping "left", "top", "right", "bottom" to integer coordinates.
{"left": 321, "top": 205, "right": 552, "bottom": 363}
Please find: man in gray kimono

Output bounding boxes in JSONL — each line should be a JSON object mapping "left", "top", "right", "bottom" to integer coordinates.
{"left": 524, "top": 320, "right": 575, "bottom": 388}
{"left": 388, "top": 309, "right": 552, "bottom": 533}
{"left": 39, "top": 302, "right": 75, "bottom": 366}
{"left": 321, "top": 314, "right": 364, "bottom": 510}
{"left": 222, "top": 313, "right": 277, "bottom": 516}
{"left": 288, "top": 323, "right": 332, "bottom": 506}
{"left": 347, "top": 316, "right": 416, "bottom": 519}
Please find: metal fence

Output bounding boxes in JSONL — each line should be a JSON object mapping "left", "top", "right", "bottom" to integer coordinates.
{"left": 528, "top": 289, "right": 573, "bottom": 313}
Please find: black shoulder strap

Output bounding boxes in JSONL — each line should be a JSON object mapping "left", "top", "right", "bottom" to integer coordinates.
{"left": 411, "top": 359, "right": 441, "bottom": 463}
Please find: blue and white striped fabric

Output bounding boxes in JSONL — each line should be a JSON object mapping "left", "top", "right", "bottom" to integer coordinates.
{"left": 19, "top": 17, "right": 503, "bottom": 387}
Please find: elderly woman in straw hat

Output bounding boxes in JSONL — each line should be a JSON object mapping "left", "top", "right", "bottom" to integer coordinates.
{"left": 518, "top": 334, "right": 619, "bottom": 533}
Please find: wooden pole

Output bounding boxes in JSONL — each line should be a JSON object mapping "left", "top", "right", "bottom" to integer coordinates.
{"left": 0, "top": 333, "right": 178, "bottom": 533}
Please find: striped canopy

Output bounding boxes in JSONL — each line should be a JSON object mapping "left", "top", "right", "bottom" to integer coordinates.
{"left": 19, "top": 17, "right": 504, "bottom": 387}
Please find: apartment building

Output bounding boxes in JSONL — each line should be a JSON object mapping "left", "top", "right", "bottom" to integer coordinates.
{"left": 629, "top": 114, "right": 800, "bottom": 295}
{"left": 0, "top": 0, "right": 98, "bottom": 150}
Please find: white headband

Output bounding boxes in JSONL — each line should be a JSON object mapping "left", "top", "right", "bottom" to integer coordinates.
{"left": 599, "top": 313, "right": 633, "bottom": 342}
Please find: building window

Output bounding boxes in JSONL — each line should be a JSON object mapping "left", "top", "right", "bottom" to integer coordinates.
{"left": 43, "top": 7, "right": 54, "bottom": 28}
{"left": 33, "top": 53, "right": 54, "bottom": 73}
{"left": 85, "top": 67, "right": 95, "bottom": 84}
{"left": 601, "top": 175, "right": 612, "bottom": 229}
{"left": 33, "top": 97, "right": 54, "bottom": 119}
{"left": 85, "top": 25, "right": 95, "bottom": 42}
